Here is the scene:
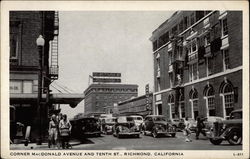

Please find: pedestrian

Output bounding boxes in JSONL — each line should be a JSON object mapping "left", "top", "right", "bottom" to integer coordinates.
{"left": 184, "top": 117, "right": 192, "bottom": 142}
{"left": 195, "top": 116, "right": 206, "bottom": 140}
{"left": 56, "top": 113, "right": 63, "bottom": 149}
{"left": 59, "top": 114, "right": 72, "bottom": 149}
{"left": 48, "top": 114, "right": 58, "bottom": 148}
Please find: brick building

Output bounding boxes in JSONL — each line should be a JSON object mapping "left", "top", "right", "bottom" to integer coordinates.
{"left": 150, "top": 11, "right": 242, "bottom": 120}
{"left": 118, "top": 93, "right": 153, "bottom": 117}
{"left": 9, "top": 11, "right": 84, "bottom": 142}
{"left": 84, "top": 72, "right": 138, "bottom": 115}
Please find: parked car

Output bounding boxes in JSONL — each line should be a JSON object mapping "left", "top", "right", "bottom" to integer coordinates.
{"left": 70, "top": 117, "right": 101, "bottom": 138}
{"left": 142, "top": 115, "right": 176, "bottom": 138}
{"left": 167, "top": 118, "right": 185, "bottom": 131}
{"left": 207, "top": 109, "right": 242, "bottom": 145}
{"left": 112, "top": 116, "right": 140, "bottom": 138}
{"left": 129, "top": 115, "right": 143, "bottom": 131}
{"left": 100, "top": 117, "right": 117, "bottom": 135}
{"left": 203, "top": 116, "right": 224, "bottom": 132}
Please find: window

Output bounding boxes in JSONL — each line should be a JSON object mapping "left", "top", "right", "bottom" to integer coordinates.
{"left": 172, "top": 25, "right": 178, "bottom": 35}
{"left": 179, "top": 20, "right": 184, "bottom": 33}
{"left": 222, "top": 18, "right": 228, "bottom": 37}
{"left": 189, "top": 63, "right": 198, "bottom": 81}
{"left": 205, "top": 33, "right": 210, "bottom": 46}
{"left": 205, "top": 86, "right": 215, "bottom": 116}
{"left": 179, "top": 94, "right": 185, "bottom": 118}
{"left": 223, "top": 49, "right": 230, "bottom": 70}
{"left": 157, "top": 78, "right": 161, "bottom": 91}
{"left": 190, "top": 13, "right": 195, "bottom": 25}
{"left": 168, "top": 51, "right": 173, "bottom": 64}
{"left": 23, "top": 81, "right": 32, "bottom": 93}
{"left": 168, "top": 94, "right": 175, "bottom": 118}
{"left": 188, "top": 39, "right": 198, "bottom": 61}
{"left": 10, "top": 80, "right": 33, "bottom": 93}
{"left": 190, "top": 89, "right": 198, "bottom": 119}
{"left": 222, "top": 83, "right": 234, "bottom": 116}
{"left": 153, "top": 40, "right": 158, "bottom": 51}
{"left": 169, "top": 73, "right": 173, "bottom": 88}
{"left": 10, "top": 34, "right": 19, "bottom": 59}
{"left": 156, "top": 57, "right": 160, "bottom": 77}
{"left": 207, "top": 57, "right": 214, "bottom": 76}
{"left": 10, "top": 81, "right": 22, "bottom": 93}
{"left": 184, "top": 16, "right": 189, "bottom": 30}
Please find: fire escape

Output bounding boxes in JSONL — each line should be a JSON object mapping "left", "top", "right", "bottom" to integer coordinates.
{"left": 49, "top": 11, "right": 59, "bottom": 80}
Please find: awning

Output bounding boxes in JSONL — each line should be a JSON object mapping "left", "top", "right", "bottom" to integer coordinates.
{"left": 10, "top": 93, "right": 84, "bottom": 108}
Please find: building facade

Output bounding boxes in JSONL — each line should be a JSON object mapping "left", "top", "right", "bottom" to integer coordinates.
{"left": 9, "top": 11, "right": 60, "bottom": 141}
{"left": 117, "top": 93, "right": 153, "bottom": 117}
{"left": 84, "top": 83, "right": 138, "bottom": 114}
{"left": 150, "top": 11, "right": 242, "bottom": 120}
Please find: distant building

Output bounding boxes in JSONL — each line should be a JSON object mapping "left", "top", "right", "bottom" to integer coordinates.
{"left": 118, "top": 93, "right": 153, "bottom": 117}
{"left": 150, "top": 11, "right": 242, "bottom": 119}
{"left": 84, "top": 72, "right": 138, "bottom": 115}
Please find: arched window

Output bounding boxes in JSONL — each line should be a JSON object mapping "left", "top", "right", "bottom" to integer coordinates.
{"left": 178, "top": 94, "right": 185, "bottom": 118}
{"left": 190, "top": 89, "right": 198, "bottom": 119}
{"left": 204, "top": 85, "right": 215, "bottom": 116}
{"left": 222, "top": 83, "right": 234, "bottom": 116}
{"left": 168, "top": 94, "right": 175, "bottom": 119}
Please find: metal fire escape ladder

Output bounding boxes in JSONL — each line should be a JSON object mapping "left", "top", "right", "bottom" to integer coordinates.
{"left": 49, "top": 11, "right": 59, "bottom": 80}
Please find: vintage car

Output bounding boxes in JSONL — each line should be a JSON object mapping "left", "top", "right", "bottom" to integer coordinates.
{"left": 203, "top": 116, "right": 224, "bottom": 132}
{"left": 100, "top": 117, "right": 117, "bottom": 135}
{"left": 167, "top": 118, "right": 185, "bottom": 131}
{"left": 70, "top": 117, "right": 101, "bottom": 138}
{"left": 207, "top": 109, "right": 242, "bottom": 145}
{"left": 142, "top": 115, "right": 176, "bottom": 138}
{"left": 129, "top": 115, "right": 143, "bottom": 131}
{"left": 112, "top": 116, "right": 140, "bottom": 138}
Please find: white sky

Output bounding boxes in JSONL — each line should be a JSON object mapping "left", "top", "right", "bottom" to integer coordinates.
{"left": 56, "top": 11, "right": 174, "bottom": 119}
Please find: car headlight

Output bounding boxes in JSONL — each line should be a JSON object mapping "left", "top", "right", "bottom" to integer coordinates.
{"left": 222, "top": 124, "right": 227, "bottom": 130}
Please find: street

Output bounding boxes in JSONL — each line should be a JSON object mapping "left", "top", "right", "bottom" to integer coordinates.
{"left": 11, "top": 132, "right": 242, "bottom": 150}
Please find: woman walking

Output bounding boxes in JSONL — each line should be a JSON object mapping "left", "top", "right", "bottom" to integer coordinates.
{"left": 48, "top": 114, "right": 58, "bottom": 148}
{"left": 59, "top": 114, "right": 72, "bottom": 149}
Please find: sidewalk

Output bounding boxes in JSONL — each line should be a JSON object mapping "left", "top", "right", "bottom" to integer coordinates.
{"left": 10, "top": 140, "right": 81, "bottom": 150}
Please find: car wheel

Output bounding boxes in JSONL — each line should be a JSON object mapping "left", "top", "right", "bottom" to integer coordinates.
{"left": 152, "top": 130, "right": 158, "bottom": 138}
{"left": 209, "top": 138, "right": 223, "bottom": 145}
{"left": 117, "top": 133, "right": 120, "bottom": 138}
{"left": 171, "top": 133, "right": 176, "bottom": 137}
{"left": 228, "top": 131, "right": 242, "bottom": 145}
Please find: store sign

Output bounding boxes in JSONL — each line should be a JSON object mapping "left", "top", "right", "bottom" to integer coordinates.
{"left": 93, "top": 78, "right": 121, "bottom": 83}
{"left": 93, "top": 72, "right": 121, "bottom": 77}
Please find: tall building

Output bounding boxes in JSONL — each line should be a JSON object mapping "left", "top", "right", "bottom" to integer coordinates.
{"left": 150, "top": 11, "right": 242, "bottom": 120}
{"left": 84, "top": 72, "right": 138, "bottom": 115}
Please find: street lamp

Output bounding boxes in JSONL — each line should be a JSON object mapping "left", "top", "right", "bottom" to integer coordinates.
{"left": 36, "top": 35, "right": 45, "bottom": 145}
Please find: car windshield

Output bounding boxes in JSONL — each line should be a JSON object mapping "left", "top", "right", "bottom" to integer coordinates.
{"left": 153, "top": 117, "right": 166, "bottom": 121}
{"left": 230, "top": 112, "right": 242, "bottom": 119}
{"left": 126, "top": 117, "right": 134, "bottom": 122}
{"left": 105, "top": 118, "right": 116, "bottom": 123}
{"left": 131, "top": 117, "right": 142, "bottom": 120}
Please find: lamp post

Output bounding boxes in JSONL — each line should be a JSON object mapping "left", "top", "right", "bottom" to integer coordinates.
{"left": 36, "top": 35, "right": 45, "bottom": 145}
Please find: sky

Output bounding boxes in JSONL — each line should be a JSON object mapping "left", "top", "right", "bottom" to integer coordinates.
{"left": 55, "top": 11, "right": 174, "bottom": 119}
